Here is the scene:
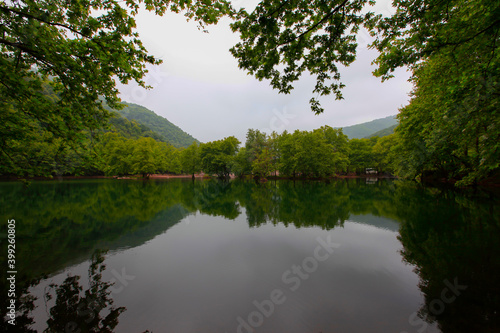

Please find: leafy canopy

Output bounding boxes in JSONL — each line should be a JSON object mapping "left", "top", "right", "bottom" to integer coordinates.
{"left": 231, "top": 0, "right": 499, "bottom": 113}
{"left": 199, "top": 136, "right": 240, "bottom": 178}
{"left": 230, "top": 0, "right": 374, "bottom": 114}
{"left": 0, "top": 0, "right": 232, "bottom": 163}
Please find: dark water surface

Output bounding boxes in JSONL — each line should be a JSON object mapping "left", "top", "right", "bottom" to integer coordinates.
{"left": 0, "top": 179, "right": 498, "bottom": 333}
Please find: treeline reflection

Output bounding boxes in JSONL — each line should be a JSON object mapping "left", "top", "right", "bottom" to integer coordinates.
{"left": 0, "top": 179, "right": 498, "bottom": 332}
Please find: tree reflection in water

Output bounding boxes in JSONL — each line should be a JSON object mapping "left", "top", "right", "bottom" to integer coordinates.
{"left": 397, "top": 185, "right": 500, "bottom": 333}
{"left": 4, "top": 250, "right": 151, "bottom": 333}
{"left": 43, "top": 250, "right": 126, "bottom": 333}
{"left": 0, "top": 179, "right": 498, "bottom": 332}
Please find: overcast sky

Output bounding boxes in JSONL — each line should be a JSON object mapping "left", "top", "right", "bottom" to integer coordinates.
{"left": 116, "top": 0, "right": 413, "bottom": 143}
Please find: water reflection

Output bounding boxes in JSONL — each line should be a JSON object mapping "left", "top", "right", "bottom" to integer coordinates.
{"left": 0, "top": 179, "right": 498, "bottom": 332}
{"left": 0, "top": 250, "right": 152, "bottom": 333}
{"left": 43, "top": 251, "right": 128, "bottom": 333}
{"left": 397, "top": 184, "right": 500, "bottom": 332}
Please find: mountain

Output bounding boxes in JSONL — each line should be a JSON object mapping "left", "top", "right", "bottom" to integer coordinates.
{"left": 340, "top": 115, "right": 398, "bottom": 139}
{"left": 108, "top": 113, "right": 167, "bottom": 142}
{"left": 366, "top": 124, "right": 398, "bottom": 138}
{"left": 114, "top": 102, "right": 199, "bottom": 148}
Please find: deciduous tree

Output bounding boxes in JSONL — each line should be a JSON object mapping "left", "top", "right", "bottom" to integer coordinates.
{"left": 0, "top": 0, "right": 232, "bottom": 172}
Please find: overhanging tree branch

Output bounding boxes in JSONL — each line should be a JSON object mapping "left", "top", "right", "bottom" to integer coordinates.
{"left": 278, "top": 0, "right": 349, "bottom": 46}
{"left": 0, "top": 5, "right": 91, "bottom": 39}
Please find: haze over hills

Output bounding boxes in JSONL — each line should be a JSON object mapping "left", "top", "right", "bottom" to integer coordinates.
{"left": 366, "top": 124, "right": 398, "bottom": 138}
{"left": 114, "top": 102, "right": 199, "bottom": 148}
{"left": 109, "top": 100, "right": 398, "bottom": 147}
{"left": 339, "top": 115, "right": 398, "bottom": 139}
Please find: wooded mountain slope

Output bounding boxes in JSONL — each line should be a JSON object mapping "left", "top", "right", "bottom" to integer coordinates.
{"left": 115, "top": 102, "right": 199, "bottom": 148}
{"left": 340, "top": 115, "right": 398, "bottom": 139}
{"left": 367, "top": 124, "right": 398, "bottom": 139}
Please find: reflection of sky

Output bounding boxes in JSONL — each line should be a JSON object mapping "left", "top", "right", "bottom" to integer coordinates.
{"left": 349, "top": 214, "right": 400, "bottom": 232}
{"left": 29, "top": 211, "right": 439, "bottom": 333}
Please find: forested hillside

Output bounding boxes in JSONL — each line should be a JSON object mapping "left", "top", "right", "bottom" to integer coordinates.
{"left": 367, "top": 124, "right": 398, "bottom": 139}
{"left": 340, "top": 115, "right": 398, "bottom": 139}
{"left": 115, "top": 103, "right": 199, "bottom": 148}
{"left": 108, "top": 113, "right": 166, "bottom": 142}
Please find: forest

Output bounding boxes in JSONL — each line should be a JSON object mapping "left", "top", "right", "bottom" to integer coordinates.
{"left": 0, "top": 119, "right": 397, "bottom": 180}
{"left": 0, "top": 0, "right": 498, "bottom": 186}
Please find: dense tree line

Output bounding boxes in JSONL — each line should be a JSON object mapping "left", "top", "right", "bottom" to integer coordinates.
{"left": 1, "top": 0, "right": 498, "bottom": 185}
{"left": 0, "top": 116, "right": 437, "bottom": 180}
{"left": 392, "top": 38, "right": 499, "bottom": 184}
{"left": 0, "top": 116, "right": 494, "bottom": 185}
{"left": 233, "top": 127, "right": 350, "bottom": 178}
{"left": 195, "top": 127, "right": 398, "bottom": 179}
{"left": 375, "top": 0, "right": 500, "bottom": 186}
{"left": 232, "top": 127, "right": 401, "bottom": 179}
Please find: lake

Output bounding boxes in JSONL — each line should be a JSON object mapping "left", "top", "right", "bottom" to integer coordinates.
{"left": 0, "top": 178, "right": 498, "bottom": 333}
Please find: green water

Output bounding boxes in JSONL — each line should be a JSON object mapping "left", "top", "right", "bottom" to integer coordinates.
{"left": 0, "top": 179, "right": 498, "bottom": 332}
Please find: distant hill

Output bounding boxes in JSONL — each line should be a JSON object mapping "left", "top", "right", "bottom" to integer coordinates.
{"left": 108, "top": 113, "right": 167, "bottom": 142}
{"left": 340, "top": 115, "right": 398, "bottom": 139}
{"left": 114, "top": 102, "right": 199, "bottom": 148}
{"left": 366, "top": 124, "right": 398, "bottom": 138}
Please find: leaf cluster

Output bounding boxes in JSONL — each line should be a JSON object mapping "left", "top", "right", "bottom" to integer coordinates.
{"left": 230, "top": 0, "right": 372, "bottom": 113}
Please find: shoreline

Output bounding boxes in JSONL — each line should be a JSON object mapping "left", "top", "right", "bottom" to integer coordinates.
{"left": 1, "top": 173, "right": 499, "bottom": 188}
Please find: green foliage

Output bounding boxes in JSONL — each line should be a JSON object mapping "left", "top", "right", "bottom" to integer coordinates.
{"left": 97, "top": 133, "right": 133, "bottom": 176}
{"left": 368, "top": 0, "right": 500, "bottom": 185}
{"left": 372, "top": 134, "right": 398, "bottom": 174}
{"left": 245, "top": 129, "right": 268, "bottom": 163}
{"left": 199, "top": 136, "right": 240, "bottom": 178}
{"left": 319, "top": 125, "right": 350, "bottom": 172}
{"left": 108, "top": 112, "right": 166, "bottom": 142}
{"left": 370, "top": 0, "right": 499, "bottom": 81}
{"left": 230, "top": 0, "right": 373, "bottom": 113}
{"left": 240, "top": 126, "right": 350, "bottom": 178}
{"left": 244, "top": 129, "right": 276, "bottom": 178}
{"left": 180, "top": 142, "right": 201, "bottom": 176}
{"left": 347, "top": 138, "right": 376, "bottom": 174}
{"left": 115, "top": 102, "right": 199, "bottom": 148}
{"left": 130, "top": 137, "right": 161, "bottom": 178}
{"left": 386, "top": 0, "right": 500, "bottom": 185}
{"left": 232, "top": 147, "right": 252, "bottom": 177}
{"left": 97, "top": 132, "right": 180, "bottom": 177}
{"left": 286, "top": 128, "right": 347, "bottom": 177}
{"left": 252, "top": 147, "right": 273, "bottom": 178}
{"left": 0, "top": 0, "right": 231, "bottom": 176}
{"left": 0, "top": 127, "right": 93, "bottom": 177}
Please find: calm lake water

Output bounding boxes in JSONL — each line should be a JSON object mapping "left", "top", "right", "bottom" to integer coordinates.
{"left": 0, "top": 179, "right": 498, "bottom": 333}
